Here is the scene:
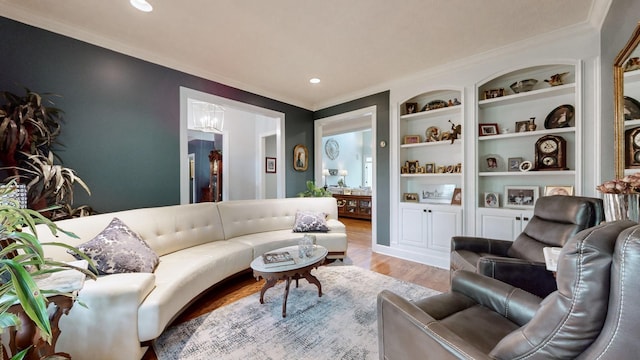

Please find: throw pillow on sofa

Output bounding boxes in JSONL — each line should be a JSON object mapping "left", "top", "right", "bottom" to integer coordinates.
{"left": 292, "top": 211, "right": 329, "bottom": 232}
{"left": 69, "top": 217, "right": 159, "bottom": 275}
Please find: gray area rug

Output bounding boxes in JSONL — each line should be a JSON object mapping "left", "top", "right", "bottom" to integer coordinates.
{"left": 153, "top": 265, "right": 439, "bottom": 360}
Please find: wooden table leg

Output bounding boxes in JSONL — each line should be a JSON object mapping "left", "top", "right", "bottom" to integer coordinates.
{"left": 282, "top": 277, "right": 292, "bottom": 317}
{"left": 302, "top": 271, "right": 322, "bottom": 297}
{"left": 259, "top": 277, "right": 278, "bottom": 304}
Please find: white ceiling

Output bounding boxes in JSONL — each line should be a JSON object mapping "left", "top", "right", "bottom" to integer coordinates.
{"left": 0, "top": 0, "right": 606, "bottom": 110}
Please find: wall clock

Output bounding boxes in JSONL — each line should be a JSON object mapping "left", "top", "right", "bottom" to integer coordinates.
{"left": 534, "top": 135, "right": 567, "bottom": 170}
{"left": 325, "top": 139, "right": 339, "bottom": 160}
{"left": 625, "top": 126, "right": 640, "bottom": 168}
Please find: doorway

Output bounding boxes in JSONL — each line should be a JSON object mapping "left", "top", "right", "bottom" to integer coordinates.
{"left": 314, "top": 106, "right": 377, "bottom": 246}
{"left": 179, "top": 87, "right": 286, "bottom": 204}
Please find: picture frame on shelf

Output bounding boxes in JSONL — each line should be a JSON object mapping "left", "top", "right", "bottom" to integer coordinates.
{"left": 293, "top": 144, "right": 308, "bottom": 171}
{"left": 544, "top": 185, "right": 574, "bottom": 196}
{"left": 484, "top": 192, "right": 499, "bottom": 208}
{"left": 417, "top": 166, "right": 426, "bottom": 174}
{"left": 481, "top": 154, "right": 504, "bottom": 172}
{"left": 405, "top": 102, "right": 418, "bottom": 114}
{"left": 403, "top": 193, "right": 418, "bottom": 202}
{"left": 425, "top": 162, "right": 435, "bottom": 173}
{"left": 515, "top": 120, "right": 530, "bottom": 133}
{"left": 507, "top": 157, "right": 522, "bottom": 172}
{"left": 265, "top": 157, "right": 276, "bottom": 173}
{"left": 403, "top": 135, "right": 421, "bottom": 144}
{"left": 436, "top": 166, "right": 446, "bottom": 173}
{"left": 479, "top": 123, "right": 499, "bottom": 136}
{"left": 504, "top": 186, "right": 539, "bottom": 209}
{"left": 406, "top": 160, "right": 419, "bottom": 174}
{"left": 419, "top": 184, "right": 456, "bottom": 204}
{"left": 519, "top": 160, "right": 533, "bottom": 172}
{"left": 451, "top": 188, "right": 462, "bottom": 205}
{"left": 400, "top": 166, "right": 409, "bottom": 174}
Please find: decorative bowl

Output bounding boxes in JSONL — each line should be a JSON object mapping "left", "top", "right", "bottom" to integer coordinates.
{"left": 510, "top": 79, "right": 538, "bottom": 93}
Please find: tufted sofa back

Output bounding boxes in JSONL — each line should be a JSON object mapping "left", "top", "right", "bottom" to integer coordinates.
{"left": 38, "top": 202, "right": 225, "bottom": 258}
{"left": 217, "top": 197, "right": 339, "bottom": 239}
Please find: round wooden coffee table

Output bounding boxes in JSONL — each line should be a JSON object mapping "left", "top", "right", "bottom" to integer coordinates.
{"left": 250, "top": 245, "right": 327, "bottom": 317}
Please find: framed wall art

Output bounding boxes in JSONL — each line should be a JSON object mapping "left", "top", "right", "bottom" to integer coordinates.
{"left": 293, "top": 144, "right": 308, "bottom": 171}
{"left": 265, "top": 157, "right": 276, "bottom": 173}
{"left": 504, "top": 185, "right": 539, "bottom": 209}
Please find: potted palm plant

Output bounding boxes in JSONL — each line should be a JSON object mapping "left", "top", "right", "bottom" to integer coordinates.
{"left": 0, "top": 89, "right": 92, "bottom": 220}
{"left": 0, "top": 181, "right": 95, "bottom": 359}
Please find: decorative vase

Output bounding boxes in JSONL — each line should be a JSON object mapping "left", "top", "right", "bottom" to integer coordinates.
{"left": 528, "top": 117, "right": 537, "bottom": 131}
{"left": 603, "top": 193, "right": 640, "bottom": 222}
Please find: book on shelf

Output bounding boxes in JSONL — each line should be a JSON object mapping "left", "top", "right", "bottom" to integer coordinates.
{"left": 262, "top": 251, "right": 296, "bottom": 267}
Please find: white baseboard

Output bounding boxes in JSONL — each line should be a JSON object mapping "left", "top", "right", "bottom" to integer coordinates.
{"left": 371, "top": 244, "right": 450, "bottom": 270}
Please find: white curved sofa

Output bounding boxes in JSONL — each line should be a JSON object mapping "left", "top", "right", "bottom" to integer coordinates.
{"left": 36, "top": 197, "right": 347, "bottom": 360}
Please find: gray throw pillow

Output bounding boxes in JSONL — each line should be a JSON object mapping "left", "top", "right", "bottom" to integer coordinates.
{"left": 292, "top": 211, "right": 329, "bottom": 232}
{"left": 69, "top": 217, "right": 159, "bottom": 275}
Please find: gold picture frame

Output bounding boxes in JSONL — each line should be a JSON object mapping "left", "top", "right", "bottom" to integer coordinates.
{"left": 293, "top": 144, "right": 308, "bottom": 171}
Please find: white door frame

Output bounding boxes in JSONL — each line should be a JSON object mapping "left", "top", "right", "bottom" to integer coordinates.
{"left": 258, "top": 130, "right": 277, "bottom": 199}
{"left": 179, "top": 87, "right": 285, "bottom": 203}
{"left": 314, "top": 106, "right": 377, "bottom": 246}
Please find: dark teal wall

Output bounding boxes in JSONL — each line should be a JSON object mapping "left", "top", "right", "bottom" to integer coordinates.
{"left": 0, "top": 16, "right": 314, "bottom": 213}
{"left": 313, "top": 91, "right": 391, "bottom": 246}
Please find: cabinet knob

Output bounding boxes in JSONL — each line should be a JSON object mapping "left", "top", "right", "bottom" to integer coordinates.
{"left": 523, "top": 217, "right": 529, "bottom": 221}
{"left": 423, "top": 209, "right": 427, "bottom": 212}
{"left": 515, "top": 216, "right": 521, "bottom": 220}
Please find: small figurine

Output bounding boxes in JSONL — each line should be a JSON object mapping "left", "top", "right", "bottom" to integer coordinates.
{"left": 448, "top": 120, "right": 461, "bottom": 144}
{"left": 544, "top": 72, "right": 569, "bottom": 87}
{"left": 453, "top": 98, "right": 461, "bottom": 105}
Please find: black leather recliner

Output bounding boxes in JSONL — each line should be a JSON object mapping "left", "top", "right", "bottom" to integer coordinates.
{"left": 450, "top": 195, "right": 604, "bottom": 297}
{"left": 377, "top": 220, "right": 640, "bottom": 360}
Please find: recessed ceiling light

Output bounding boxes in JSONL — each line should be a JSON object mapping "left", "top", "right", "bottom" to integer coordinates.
{"left": 130, "top": 0, "right": 153, "bottom": 12}
{"left": 309, "top": 78, "right": 321, "bottom": 84}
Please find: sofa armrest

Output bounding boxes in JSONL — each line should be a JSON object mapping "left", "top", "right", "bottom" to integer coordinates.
{"left": 451, "top": 236, "right": 512, "bottom": 256}
{"left": 451, "top": 271, "right": 541, "bottom": 326}
{"left": 57, "top": 273, "right": 156, "bottom": 360}
{"left": 377, "top": 290, "right": 491, "bottom": 360}
{"left": 477, "top": 256, "right": 557, "bottom": 298}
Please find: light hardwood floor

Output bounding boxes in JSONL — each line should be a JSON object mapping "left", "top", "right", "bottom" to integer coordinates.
{"left": 142, "top": 217, "right": 450, "bottom": 360}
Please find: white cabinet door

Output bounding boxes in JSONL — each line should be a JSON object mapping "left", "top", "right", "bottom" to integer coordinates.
{"left": 399, "top": 205, "right": 427, "bottom": 248}
{"left": 477, "top": 208, "right": 533, "bottom": 241}
{"left": 428, "top": 208, "right": 462, "bottom": 251}
{"left": 400, "top": 203, "right": 462, "bottom": 250}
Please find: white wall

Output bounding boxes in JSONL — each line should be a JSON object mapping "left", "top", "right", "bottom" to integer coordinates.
{"left": 225, "top": 109, "right": 279, "bottom": 200}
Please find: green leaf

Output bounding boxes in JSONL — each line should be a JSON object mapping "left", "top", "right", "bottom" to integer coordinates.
{"left": 0, "top": 259, "right": 52, "bottom": 343}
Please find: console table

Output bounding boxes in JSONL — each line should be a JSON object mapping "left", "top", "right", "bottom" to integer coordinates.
{"left": 333, "top": 194, "right": 372, "bottom": 220}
